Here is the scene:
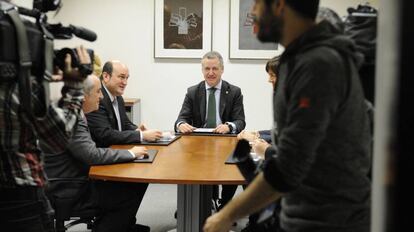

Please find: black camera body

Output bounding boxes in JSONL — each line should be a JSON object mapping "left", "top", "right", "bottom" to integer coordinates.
{"left": 1, "top": 1, "right": 96, "bottom": 81}
{"left": 0, "top": 8, "right": 45, "bottom": 80}
{"left": 0, "top": 0, "right": 96, "bottom": 118}
{"left": 232, "top": 139, "right": 263, "bottom": 183}
{"left": 232, "top": 139, "right": 280, "bottom": 230}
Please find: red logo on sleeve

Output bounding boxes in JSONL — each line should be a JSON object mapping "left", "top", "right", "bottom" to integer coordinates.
{"left": 299, "top": 97, "right": 310, "bottom": 108}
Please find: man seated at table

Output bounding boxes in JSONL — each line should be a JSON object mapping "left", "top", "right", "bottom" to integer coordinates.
{"left": 175, "top": 51, "right": 245, "bottom": 134}
{"left": 86, "top": 60, "right": 162, "bottom": 148}
{"left": 44, "top": 75, "right": 150, "bottom": 232}
{"left": 174, "top": 51, "right": 246, "bottom": 211}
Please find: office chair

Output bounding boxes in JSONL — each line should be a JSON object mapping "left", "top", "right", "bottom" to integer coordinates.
{"left": 47, "top": 178, "right": 98, "bottom": 232}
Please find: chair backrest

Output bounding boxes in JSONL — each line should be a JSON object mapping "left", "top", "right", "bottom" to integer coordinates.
{"left": 46, "top": 178, "right": 98, "bottom": 231}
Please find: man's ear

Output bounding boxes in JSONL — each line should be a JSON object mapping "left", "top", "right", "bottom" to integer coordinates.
{"left": 102, "top": 72, "right": 110, "bottom": 82}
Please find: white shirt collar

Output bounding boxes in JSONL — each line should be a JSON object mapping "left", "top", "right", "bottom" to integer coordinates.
{"left": 205, "top": 79, "right": 222, "bottom": 91}
{"left": 102, "top": 83, "right": 115, "bottom": 102}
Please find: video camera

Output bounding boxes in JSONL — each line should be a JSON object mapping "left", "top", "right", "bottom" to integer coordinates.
{"left": 232, "top": 139, "right": 280, "bottom": 231}
{"left": 0, "top": 0, "right": 97, "bottom": 118}
{"left": 232, "top": 140, "right": 263, "bottom": 182}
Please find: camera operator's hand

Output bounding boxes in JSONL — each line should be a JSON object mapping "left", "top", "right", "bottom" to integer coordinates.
{"left": 52, "top": 45, "right": 92, "bottom": 82}
{"left": 76, "top": 46, "right": 92, "bottom": 64}
{"left": 203, "top": 211, "right": 233, "bottom": 232}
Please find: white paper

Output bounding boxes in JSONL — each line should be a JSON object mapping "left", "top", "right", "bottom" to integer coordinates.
{"left": 159, "top": 131, "right": 175, "bottom": 141}
{"left": 193, "top": 128, "right": 215, "bottom": 133}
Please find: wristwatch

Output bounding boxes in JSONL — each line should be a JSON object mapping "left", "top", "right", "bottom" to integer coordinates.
{"left": 225, "top": 122, "right": 233, "bottom": 133}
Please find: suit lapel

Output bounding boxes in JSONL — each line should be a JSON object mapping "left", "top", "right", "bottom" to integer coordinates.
{"left": 198, "top": 82, "right": 206, "bottom": 125}
{"left": 220, "top": 81, "right": 228, "bottom": 119}
{"left": 101, "top": 83, "right": 118, "bottom": 130}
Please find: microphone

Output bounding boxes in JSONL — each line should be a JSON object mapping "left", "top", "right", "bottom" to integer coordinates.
{"left": 69, "top": 24, "right": 97, "bottom": 42}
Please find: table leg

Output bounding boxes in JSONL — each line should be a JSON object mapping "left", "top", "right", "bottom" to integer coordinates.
{"left": 177, "top": 184, "right": 212, "bottom": 232}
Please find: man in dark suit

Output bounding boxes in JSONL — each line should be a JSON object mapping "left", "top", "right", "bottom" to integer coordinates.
{"left": 86, "top": 60, "right": 162, "bottom": 148}
{"left": 175, "top": 51, "right": 246, "bottom": 211}
{"left": 45, "top": 75, "right": 150, "bottom": 232}
{"left": 175, "top": 51, "right": 245, "bottom": 134}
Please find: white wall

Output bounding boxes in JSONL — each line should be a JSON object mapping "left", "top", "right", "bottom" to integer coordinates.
{"left": 13, "top": 0, "right": 377, "bottom": 131}
{"left": 50, "top": 0, "right": 273, "bottom": 131}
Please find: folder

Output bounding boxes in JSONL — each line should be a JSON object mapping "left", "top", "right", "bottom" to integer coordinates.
{"left": 139, "top": 135, "right": 181, "bottom": 146}
{"left": 132, "top": 149, "right": 158, "bottom": 163}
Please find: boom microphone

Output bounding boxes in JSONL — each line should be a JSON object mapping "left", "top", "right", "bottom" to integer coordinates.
{"left": 69, "top": 24, "right": 97, "bottom": 42}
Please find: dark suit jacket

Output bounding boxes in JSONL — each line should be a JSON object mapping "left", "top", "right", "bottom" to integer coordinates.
{"left": 86, "top": 83, "right": 140, "bottom": 147}
{"left": 175, "top": 80, "right": 246, "bottom": 133}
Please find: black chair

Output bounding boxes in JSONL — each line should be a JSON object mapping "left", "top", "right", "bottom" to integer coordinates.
{"left": 46, "top": 178, "right": 98, "bottom": 232}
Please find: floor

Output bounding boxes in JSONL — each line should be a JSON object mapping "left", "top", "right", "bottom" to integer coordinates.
{"left": 67, "top": 184, "right": 248, "bottom": 232}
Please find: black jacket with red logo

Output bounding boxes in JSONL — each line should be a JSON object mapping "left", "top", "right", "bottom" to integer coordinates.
{"left": 263, "top": 21, "right": 371, "bottom": 232}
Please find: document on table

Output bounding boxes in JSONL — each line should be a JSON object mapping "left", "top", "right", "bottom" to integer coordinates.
{"left": 193, "top": 128, "right": 215, "bottom": 133}
{"left": 158, "top": 131, "right": 176, "bottom": 141}
{"left": 132, "top": 149, "right": 158, "bottom": 163}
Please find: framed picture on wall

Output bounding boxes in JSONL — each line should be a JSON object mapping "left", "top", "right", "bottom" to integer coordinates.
{"left": 154, "top": 0, "right": 212, "bottom": 58}
{"left": 229, "top": 0, "right": 284, "bottom": 59}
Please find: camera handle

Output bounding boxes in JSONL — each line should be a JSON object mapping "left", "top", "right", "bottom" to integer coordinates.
{"left": 4, "top": 4, "right": 34, "bottom": 120}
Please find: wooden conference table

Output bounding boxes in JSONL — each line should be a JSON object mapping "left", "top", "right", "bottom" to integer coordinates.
{"left": 89, "top": 135, "right": 246, "bottom": 232}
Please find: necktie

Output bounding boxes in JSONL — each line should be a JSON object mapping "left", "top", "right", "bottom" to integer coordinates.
{"left": 206, "top": 88, "right": 217, "bottom": 128}
{"left": 112, "top": 98, "right": 122, "bottom": 131}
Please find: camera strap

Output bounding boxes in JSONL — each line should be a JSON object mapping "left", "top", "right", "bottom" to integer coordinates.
{"left": 38, "top": 17, "right": 55, "bottom": 118}
{"left": 4, "top": 5, "right": 34, "bottom": 120}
